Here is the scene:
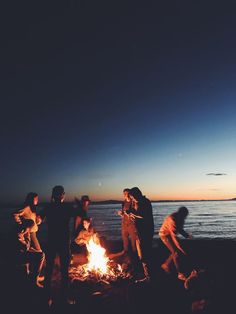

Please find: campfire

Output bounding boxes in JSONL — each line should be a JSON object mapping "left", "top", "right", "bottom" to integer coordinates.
{"left": 69, "top": 235, "right": 131, "bottom": 284}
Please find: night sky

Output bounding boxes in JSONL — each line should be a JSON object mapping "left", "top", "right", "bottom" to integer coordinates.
{"left": 1, "top": 1, "right": 236, "bottom": 203}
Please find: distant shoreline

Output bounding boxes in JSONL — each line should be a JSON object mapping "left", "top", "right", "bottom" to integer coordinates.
{"left": 0, "top": 198, "right": 235, "bottom": 208}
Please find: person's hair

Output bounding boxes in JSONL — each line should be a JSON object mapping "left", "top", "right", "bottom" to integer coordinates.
{"left": 51, "top": 185, "right": 65, "bottom": 201}
{"left": 81, "top": 195, "right": 90, "bottom": 203}
{"left": 177, "top": 206, "right": 189, "bottom": 217}
{"left": 23, "top": 192, "right": 38, "bottom": 212}
{"left": 21, "top": 219, "right": 35, "bottom": 230}
{"left": 83, "top": 217, "right": 92, "bottom": 224}
{"left": 123, "top": 188, "right": 130, "bottom": 193}
{"left": 129, "top": 187, "right": 143, "bottom": 201}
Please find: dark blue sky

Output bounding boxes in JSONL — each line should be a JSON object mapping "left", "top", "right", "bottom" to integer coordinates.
{"left": 1, "top": 1, "right": 236, "bottom": 203}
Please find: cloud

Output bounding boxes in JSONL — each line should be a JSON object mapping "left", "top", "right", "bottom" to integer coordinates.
{"left": 206, "top": 173, "right": 227, "bottom": 176}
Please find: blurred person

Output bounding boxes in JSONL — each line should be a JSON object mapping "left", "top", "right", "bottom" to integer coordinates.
{"left": 13, "top": 192, "right": 42, "bottom": 252}
{"left": 159, "top": 206, "right": 192, "bottom": 281}
{"left": 15, "top": 219, "right": 45, "bottom": 288}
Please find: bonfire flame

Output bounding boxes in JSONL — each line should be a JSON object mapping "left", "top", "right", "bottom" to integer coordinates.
{"left": 69, "top": 235, "right": 127, "bottom": 283}
{"left": 86, "top": 235, "right": 109, "bottom": 274}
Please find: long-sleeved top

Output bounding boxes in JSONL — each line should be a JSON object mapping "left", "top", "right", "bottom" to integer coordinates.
{"left": 74, "top": 228, "right": 96, "bottom": 246}
{"left": 135, "top": 197, "right": 154, "bottom": 237}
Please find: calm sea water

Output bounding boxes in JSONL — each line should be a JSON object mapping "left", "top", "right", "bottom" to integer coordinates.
{"left": 1, "top": 200, "right": 236, "bottom": 241}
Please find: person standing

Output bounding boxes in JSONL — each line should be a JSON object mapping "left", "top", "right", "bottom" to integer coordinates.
{"left": 13, "top": 192, "right": 42, "bottom": 252}
{"left": 117, "top": 188, "right": 138, "bottom": 256}
{"left": 159, "top": 206, "right": 192, "bottom": 281}
{"left": 129, "top": 187, "right": 154, "bottom": 282}
{"left": 39, "top": 185, "right": 81, "bottom": 302}
{"left": 15, "top": 219, "right": 45, "bottom": 287}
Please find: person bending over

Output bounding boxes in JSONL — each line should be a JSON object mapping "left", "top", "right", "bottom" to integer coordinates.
{"left": 159, "top": 206, "right": 192, "bottom": 281}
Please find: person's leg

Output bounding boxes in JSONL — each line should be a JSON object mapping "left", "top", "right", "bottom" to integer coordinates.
{"left": 121, "top": 223, "right": 129, "bottom": 253}
{"left": 140, "top": 235, "right": 152, "bottom": 280}
{"left": 44, "top": 246, "right": 57, "bottom": 296}
{"left": 25, "top": 251, "right": 45, "bottom": 286}
{"left": 58, "top": 244, "right": 70, "bottom": 295}
{"left": 129, "top": 224, "right": 138, "bottom": 254}
{"left": 160, "top": 235, "right": 181, "bottom": 274}
{"left": 30, "top": 232, "right": 42, "bottom": 252}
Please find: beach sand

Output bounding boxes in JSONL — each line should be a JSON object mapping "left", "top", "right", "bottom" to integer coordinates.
{"left": 1, "top": 239, "right": 235, "bottom": 314}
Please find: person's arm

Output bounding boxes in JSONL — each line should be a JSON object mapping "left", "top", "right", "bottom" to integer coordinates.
{"left": 17, "top": 232, "right": 30, "bottom": 253}
{"left": 179, "top": 228, "right": 190, "bottom": 239}
{"left": 38, "top": 207, "right": 47, "bottom": 222}
{"left": 13, "top": 208, "right": 25, "bottom": 224}
{"left": 169, "top": 219, "right": 187, "bottom": 255}
{"left": 74, "top": 230, "right": 86, "bottom": 245}
{"left": 74, "top": 216, "right": 82, "bottom": 234}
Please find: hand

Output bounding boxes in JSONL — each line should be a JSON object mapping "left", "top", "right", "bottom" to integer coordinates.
{"left": 36, "top": 216, "right": 42, "bottom": 225}
{"left": 117, "top": 210, "right": 123, "bottom": 217}
{"left": 188, "top": 233, "right": 193, "bottom": 239}
{"left": 129, "top": 213, "right": 136, "bottom": 222}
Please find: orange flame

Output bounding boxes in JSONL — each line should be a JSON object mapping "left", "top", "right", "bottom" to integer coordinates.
{"left": 86, "top": 235, "right": 109, "bottom": 274}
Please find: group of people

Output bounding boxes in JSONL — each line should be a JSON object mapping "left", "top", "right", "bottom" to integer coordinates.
{"left": 118, "top": 188, "right": 192, "bottom": 282}
{"left": 13, "top": 185, "right": 193, "bottom": 303}
{"left": 13, "top": 186, "right": 92, "bottom": 302}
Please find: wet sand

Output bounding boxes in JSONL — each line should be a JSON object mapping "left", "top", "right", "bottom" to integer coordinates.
{"left": 1, "top": 239, "right": 235, "bottom": 314}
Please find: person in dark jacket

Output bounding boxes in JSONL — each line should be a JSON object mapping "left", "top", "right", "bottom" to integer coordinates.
{"left": 129, "top": 187, "right": 154, "bottom": 282}
{"left": 39, "top": 185, "right": 81, "bottom": 301}
{"left": 16, "top": 219, "right": 45, "bottom": 287}
{"left": 159, "top": 206, "right": 192, "bottom": 281}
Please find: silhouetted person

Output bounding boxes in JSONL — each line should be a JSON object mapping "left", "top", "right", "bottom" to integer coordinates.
{"left": 129, "top": 187, "right": 154, "bottom": 282}
{"left": 15, "top": 219, "right": 45, "bottom": 287}
{"left": 74, "top": 195, "right": 91, "bottom": 236}
{"left": 39, "top": 185, "right": 81, "bottom": 302}
{"left": 13, "top": 192, "right": 42, "bottom": 252}
{"left": 159, "top": 206, "right": 192, "bottom": 281}
{"left": 117, "top": 188, "right": 139, "bottom": 255}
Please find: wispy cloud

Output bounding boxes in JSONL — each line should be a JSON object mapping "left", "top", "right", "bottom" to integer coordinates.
{"left": 206, "top": 173, "right": 227, "bottom": 176}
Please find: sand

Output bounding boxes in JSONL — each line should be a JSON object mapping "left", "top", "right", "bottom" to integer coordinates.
{"left": 1, "top": 239, "right": 235, "bottom": 314}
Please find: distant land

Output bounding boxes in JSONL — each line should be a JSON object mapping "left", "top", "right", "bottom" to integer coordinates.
{"left": 0, "top": 198, "right": 235, "bottom": 208}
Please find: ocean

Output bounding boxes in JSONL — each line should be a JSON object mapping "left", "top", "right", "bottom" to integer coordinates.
{"left": 1, "top": 200, "right": 236, "bottom": 241}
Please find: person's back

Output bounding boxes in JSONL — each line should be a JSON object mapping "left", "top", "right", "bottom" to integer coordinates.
{"left": 41, "top": 201, "right": 74, "bottom": 243}
{"left": 39, "top": 185, "right": 80, "bottom": 303}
